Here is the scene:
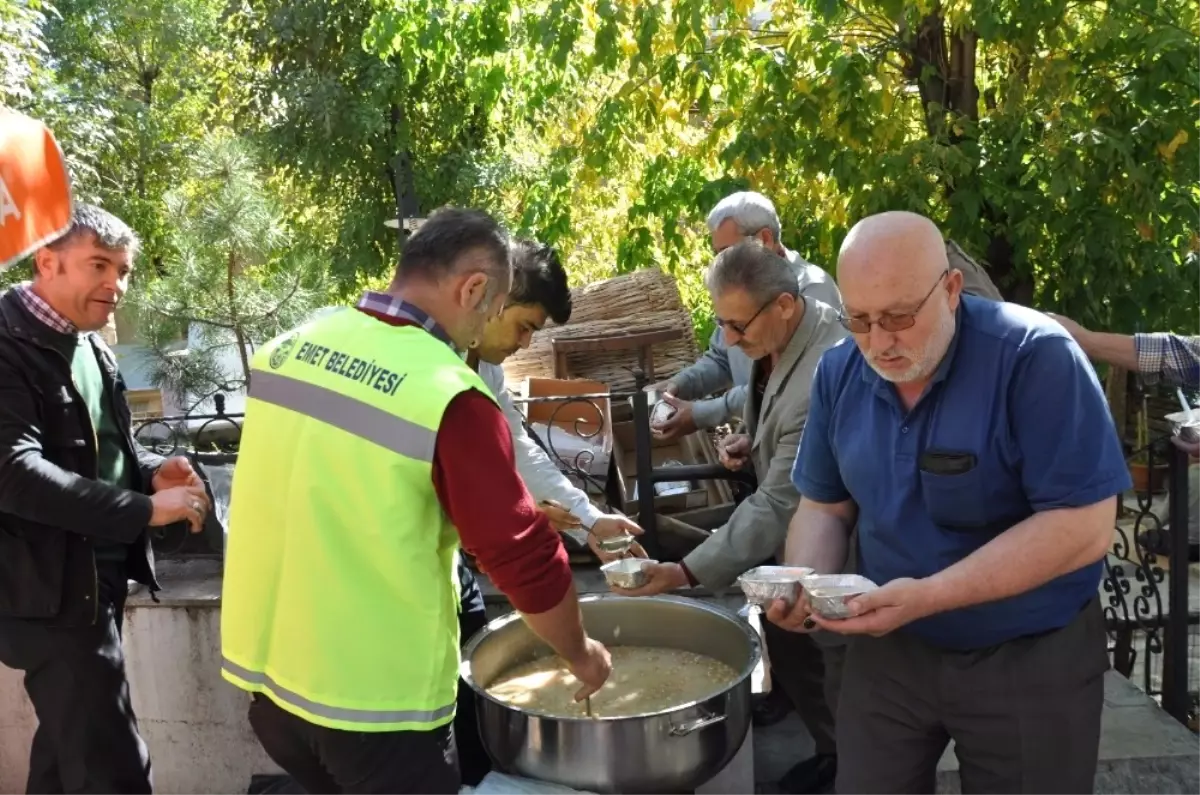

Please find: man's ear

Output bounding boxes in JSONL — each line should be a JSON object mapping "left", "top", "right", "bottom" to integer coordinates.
{"left": 458, "top": 271, "right": 489, "bottom": 312}
{"left": 31, "top": 247, "right": 54, "bottom": 280}
{"left": 777, "top": 291, "right": 798, "bottom": 321}
{"left": 946, "top": 268, "right": 964, "bottom": 309}
{"left": 756, "top": 229, "right": 775, "bottom": 248}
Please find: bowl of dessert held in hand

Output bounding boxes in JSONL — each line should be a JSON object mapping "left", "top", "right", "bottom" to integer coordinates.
{"left": 800, "top": 573, "right": 879, "bottom": 620}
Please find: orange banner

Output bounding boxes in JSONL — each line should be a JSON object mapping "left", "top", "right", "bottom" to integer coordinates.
{"left": 0, "top": 108, "right": 73, "bottom": 270}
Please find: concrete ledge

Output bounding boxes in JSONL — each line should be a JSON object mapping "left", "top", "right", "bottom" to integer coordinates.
{"left": 127, "top": 558, "right": 223, "bottom": 608}
{"left": 934, "top": 673, "right": 1199, "bottom": 794}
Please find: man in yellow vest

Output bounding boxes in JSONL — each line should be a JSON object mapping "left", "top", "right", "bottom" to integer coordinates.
{"left": 220, "top": 208, "right": 612, "bottom": 794}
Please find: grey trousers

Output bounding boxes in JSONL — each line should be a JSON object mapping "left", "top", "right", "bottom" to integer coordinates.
{"left": 836, "top": 598, "right": 1109, "bottom": 795}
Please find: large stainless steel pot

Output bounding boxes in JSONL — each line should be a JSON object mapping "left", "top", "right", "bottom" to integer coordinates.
{"left": 461, "top": 594, "right": 760, "bottom": 794}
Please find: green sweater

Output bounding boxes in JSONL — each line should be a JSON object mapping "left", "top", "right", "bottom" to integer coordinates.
{"left": 71, "top": 336, "right": 135, "bottom": 562}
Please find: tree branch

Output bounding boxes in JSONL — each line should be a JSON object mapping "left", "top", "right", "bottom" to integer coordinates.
{"left": 248, "top": 270, "right": 305, "bottom": 322}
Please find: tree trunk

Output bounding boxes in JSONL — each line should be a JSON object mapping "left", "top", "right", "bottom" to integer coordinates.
{"left": 226, "top": 249, "right": 252, "bottom": 389}
{"left": 387, "top": 102, "right": 420, "bottom": 238}
{"left": 138, "top": 66, "right": 167, "bottom": 275}
{"left": 904, "top": 12, "right": 950, "bottom": 138}
{"left": 904, "top": 7, "right": 1033, "bottom": 304}
{"left": 137, "top": 69, "right": 154, "bottom": 201}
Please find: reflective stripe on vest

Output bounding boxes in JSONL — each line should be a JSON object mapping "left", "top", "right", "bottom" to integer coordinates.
{"left": 220, "top": 308, "right": 496, "bottom": 733}
{"left": 250, "top": 370, "right": 436, "bottom": 462}
{"left": 221, "top": 658, "right": 456, "bottom": 725}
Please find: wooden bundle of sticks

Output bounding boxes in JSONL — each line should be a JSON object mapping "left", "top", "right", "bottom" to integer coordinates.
{"left": 501, "top": 268, "right": 701, "bottom": 392}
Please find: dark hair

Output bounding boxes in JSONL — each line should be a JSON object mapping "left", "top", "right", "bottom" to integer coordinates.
{"left": 47, "top": 203, "right": 140, "bottom": 258}
{"left": 705, "top": 240, "right": 799, "bottom": 304}
{"left": 509, "top": 239, "right": 572, "bottom": 325}
{"left": 394, "top": 207, "right": 509, "bottom": 284}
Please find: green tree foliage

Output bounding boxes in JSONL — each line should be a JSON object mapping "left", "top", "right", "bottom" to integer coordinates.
{"left": 227, "top": 0, "right": 523, "bottom": 289}
{"left": 0, "top": 0, "right": 52, "bottom": 107}
{"left": 37, "top": 0, "right": 230, "bottom": 269}
{"left": 10, "top": 0, "right": 1194, "bottom": 355}
{"left": 130, "top": 135, "right": 325, "bottom": 407}
{"left": 490, "top": 0, "right": 1199, "bottom": 334}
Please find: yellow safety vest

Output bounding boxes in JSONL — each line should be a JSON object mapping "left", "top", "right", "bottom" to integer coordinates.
{"left": 220, "top": 307, "right": 494, "bottom": 732}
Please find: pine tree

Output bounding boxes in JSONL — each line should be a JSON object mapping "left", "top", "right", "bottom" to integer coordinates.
{"left": 131, "top": 134, "right": 325, "bottom": 410}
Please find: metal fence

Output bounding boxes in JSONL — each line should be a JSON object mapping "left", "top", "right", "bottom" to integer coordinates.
{"left": 1103, "top": 438, "right": 1197, "bottom": 729}
{"left": 135, "top": 387, "right": 1199, "bottom": 731}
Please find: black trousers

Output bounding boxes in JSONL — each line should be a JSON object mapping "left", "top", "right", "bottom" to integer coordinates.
{"left": 762, "top": 618, "right": 842, "bottom": 757}
{"left": 455, "top": 564, "right": 492, "bottom": 787}
{"left": 836, "top": 598, "right": 1109, "bottom": 794}
{"left": 252, "top": 561, "right": 492, "bottom": 794}
{"left": 249, "top": 696, "right": 459, "bottom": 795}
{"left": 0, "top": 561, "right": 151, "bottom": 794}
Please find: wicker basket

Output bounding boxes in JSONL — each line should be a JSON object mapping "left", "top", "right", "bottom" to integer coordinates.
{"left": 501, "top": 268, "right": 701, "bottom": 393}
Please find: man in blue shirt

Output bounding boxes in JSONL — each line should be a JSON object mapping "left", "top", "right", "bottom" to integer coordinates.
{"left": 769, "top": 211, "right": 1129, "bottom": 794}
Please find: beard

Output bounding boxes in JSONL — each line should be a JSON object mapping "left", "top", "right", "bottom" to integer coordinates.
{"left": 866, "top": 310, "right": 956, "bottom": 384}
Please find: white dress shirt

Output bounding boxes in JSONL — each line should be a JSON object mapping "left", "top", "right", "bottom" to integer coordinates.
{"left": 477, "top": 362, "right": 606, "bottom": 529}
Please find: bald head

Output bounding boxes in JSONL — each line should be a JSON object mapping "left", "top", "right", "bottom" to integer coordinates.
{"left": 836, "top": 211, "right": 962, "bottom": 387}
{"left": 838, "top": 211, "right": 948, "bottom": 290}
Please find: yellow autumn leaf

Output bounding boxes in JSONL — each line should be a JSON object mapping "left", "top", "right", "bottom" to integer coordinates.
{"left": 1156, "top": 129, "right": 1188, "bottom": 162}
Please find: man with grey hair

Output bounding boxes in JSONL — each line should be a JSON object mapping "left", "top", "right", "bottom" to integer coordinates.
{"left": 0, "top": 203, "right": 212, "bottom": 792}
{"left": 653, "top": 191, "right": 1003, "bottom": 441}
{"left": 650, "top": 191, "right": 841, "bottom": 441}
{"left": 613, "top": 240, "right": 849, "bottom": 794}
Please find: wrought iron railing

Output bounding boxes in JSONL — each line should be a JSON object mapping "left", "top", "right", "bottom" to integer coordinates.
{"left": 510, "top": 391, "right": 622, "bottom": 512}
{"left": 1103, "top": 437, "right": 1197, "bottom": 730}
{"left": 134, "top": 393, "right": 242, "bottom": 466}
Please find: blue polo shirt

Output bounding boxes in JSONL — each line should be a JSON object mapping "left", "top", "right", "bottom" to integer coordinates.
{"left": 793, "top": 295, "right": 1130, "bottom": 650}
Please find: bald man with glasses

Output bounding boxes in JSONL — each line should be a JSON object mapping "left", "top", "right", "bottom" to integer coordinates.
{"left": 771, "top": 211, "right": 1125, "bottom": 794}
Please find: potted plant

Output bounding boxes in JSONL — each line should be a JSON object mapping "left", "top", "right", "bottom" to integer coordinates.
{"left": 1128, "top": 399, "right": 1169, "bottom": 494}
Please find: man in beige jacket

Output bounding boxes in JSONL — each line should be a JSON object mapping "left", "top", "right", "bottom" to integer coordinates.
{"left": 612, "top": 240, "right": 849, "bottom": 793}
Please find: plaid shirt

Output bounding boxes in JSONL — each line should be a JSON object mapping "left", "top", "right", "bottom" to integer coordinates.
{"left": 12, "top": 282, "right": 76, "bottom": 335}
{"left": 355, "top": 290, "right": 454, "bottom": 348}
{"left": 1135, "top": 332, "right": 1200, "bottom": 389}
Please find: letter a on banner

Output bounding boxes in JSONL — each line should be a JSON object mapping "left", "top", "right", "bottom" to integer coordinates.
{"left": 0, "top": 108, "right": 73, "bottom": 270}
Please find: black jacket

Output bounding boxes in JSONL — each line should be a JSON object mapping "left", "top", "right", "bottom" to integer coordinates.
{"left": 0, "top": 290, "right": 163, "bottom": 625}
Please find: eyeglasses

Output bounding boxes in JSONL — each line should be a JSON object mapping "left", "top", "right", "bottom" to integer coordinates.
{"left": 838, "top": 269, "right": 948, "bottom": 334}
{"left": 716, "top": 296, "right": 777, "bottom": 336}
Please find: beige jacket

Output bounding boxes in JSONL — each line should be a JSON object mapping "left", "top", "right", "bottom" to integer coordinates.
{"left": 947, "top": 239, "right": 1003, "bottom": 300}
{"left": 683, "top": 297, "right": 849, "bottom": 588}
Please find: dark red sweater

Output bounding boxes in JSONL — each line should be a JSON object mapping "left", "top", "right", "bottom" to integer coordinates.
{"left": 356, "top": 308, "right": 572, "bottom": 614}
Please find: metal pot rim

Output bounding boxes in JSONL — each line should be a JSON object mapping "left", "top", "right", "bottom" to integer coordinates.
{"left": 459, "top": 593, "right": 760, "bottom": 723}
